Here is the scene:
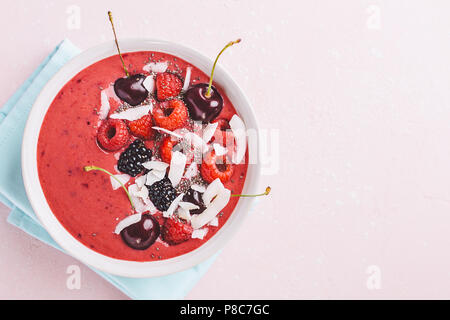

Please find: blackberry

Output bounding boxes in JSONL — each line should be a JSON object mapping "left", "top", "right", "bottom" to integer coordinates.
{"left": 117, "top": 139, "right": 152, "bottom": 177}
{"left": 147, "top": 177, "right": 177, "bottom": 211}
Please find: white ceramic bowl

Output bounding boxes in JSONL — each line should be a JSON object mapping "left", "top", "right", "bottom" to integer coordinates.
{"left": 21, "top": 39, "right": 261, "bottom": 278}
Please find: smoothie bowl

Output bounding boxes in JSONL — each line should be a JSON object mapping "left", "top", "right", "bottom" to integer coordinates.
{"left": 21, "top": 38, "right": 263, "bottom": 277}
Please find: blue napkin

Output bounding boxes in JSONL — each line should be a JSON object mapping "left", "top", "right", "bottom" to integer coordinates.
{"left": 0, "top": 39, "right": 216, "bottom": 300}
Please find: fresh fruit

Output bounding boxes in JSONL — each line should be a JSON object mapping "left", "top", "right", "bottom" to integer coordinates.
{"left": 159, "top": 136, "right": 177, "bottom": 163}
{"left": 184, "top": 39, "right": 240, "bottom": 123}
{"left": 147, "top": 177, "right": 178, "bottom": 211}
{"left": 114, "top": 74, "right": 149, "bottom": 106}
{"left": 161, "top": 217, "right": 193, "bottom": 245}
{"left": 97, "top": 119, "right": 130, "bottom": 151}
{"left": 120, "top": 214, "right": 160, "bottom": 250}
{"left": 108, "top": 12, "right": 148, "bottom": 106}
{"left": 155, "top": 72, "right": 182, "bottom": 101}
{"left": 117, "top": 139, "right": 153, "bottom": 177}
{"left": 127, "top": 114, "right": 154, "bottom": 140}
{"left": 185, "top": 83, "right": 223, "bottom": 123}
{"left": 183, "top": 188, "right": 206, "bottom": 215}
{"left": 159, "top": 136, "right": 194, "bottom": 165}
{"left": 200, "top": 150, "right": 234, "bottom": 184}
{"left": 153, "top": 99, "right": 188, "bottom": 131}
{"left": 210, "top": 118, "right": 235, "bottom": 158}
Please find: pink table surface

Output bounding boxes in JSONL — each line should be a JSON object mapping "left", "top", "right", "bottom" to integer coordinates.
{"left": 1, "top": 0, "right": 450, "bottom": 299}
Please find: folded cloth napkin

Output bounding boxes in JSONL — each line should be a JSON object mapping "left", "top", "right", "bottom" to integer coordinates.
{"left": 0, "top": 39, "right": 216, "bottom": 300}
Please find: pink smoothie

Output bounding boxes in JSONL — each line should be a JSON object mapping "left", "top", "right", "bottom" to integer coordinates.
{"left": 37, "top": 51, "right": 248, "bottom": 261}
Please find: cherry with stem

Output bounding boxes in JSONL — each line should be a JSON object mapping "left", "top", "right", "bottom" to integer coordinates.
{"left": 184, "top": 39, "right": 241, "bottom": 123}
{"left": 107, "top": 11, "right": 148, "bottom": 106}
{"left": 205, "top": 39, "right": 241, "bottom": 98}
{"left": 108, "top": 11, "right": 129, "bottom": 77}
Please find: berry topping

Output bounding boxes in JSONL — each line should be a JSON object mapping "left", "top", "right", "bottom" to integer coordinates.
{"left": 147, "top": 177, "right": 178, "bottom": 212}
{"left": 117, "top": 139, "right": 153, "bottom": 177}
{"left": 184, "top": 83, "right": 223, "bottom": 123}
{"left": 161, "top": 217, "right": 193, "bottom": 245}
{"left": 153, "top": 99, "right": 188, "bottom": 131}
{"left": 211, "top": 118, "right": 234, "bottom": 150}
{"left": 114, "top": 74, "right": 149, "bottom": 106}
{"left": 127, "top": 114, "right": 154, "bottom": 140}
{"left": 159, "top": 136, "right": 193, "bottom": 165}
{"left": 200, "top": 150, "right": 234, "bottom": 184}
{"left": 183, "top": 188, "right": 206, "bottom": 215}
{"left": 160, "top": 136, "right": 177, "bottom": 164}
{"left": 184, "top": 39, "right": 240, "bottom": 123}
{"left": 97, "top": 119, "right": 130, "bottom": 152}
{"left": 155, "top": 72, "right": 182, "bottom": 101}
{"left": 120, "top": 214, "right": 160, "bottom": 250}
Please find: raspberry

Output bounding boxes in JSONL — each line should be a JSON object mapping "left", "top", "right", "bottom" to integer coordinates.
{"left": 117, "top": 139, "right": 153, "bottom": 177}
{"left": 210, "top": 118, "right": 235, "bottom": 159}
{"left": 200, "top": 150, "right": 234, "bottom": 184}
{"left": 160, "top": 136, "right": 177, "bottom": 163}
{"left": 153, "top": 99, "right": 188, "bottom": 131}
{"left": 147, "top": 177, "right": 178, "bottom": 212}
{"left": 161, "top": 217, "right": 193, "bottom": 245}
{"left": 155, "top": 72, "right": 182, "bottom": 101}
{"left": 159, "top": 136, "right": 193, "bottom": 164}
{"left": 127, "top": 114, "right": 154, "bottom": 140}
{"left": 97, "top": 119, "right": 130, "bottom": 152}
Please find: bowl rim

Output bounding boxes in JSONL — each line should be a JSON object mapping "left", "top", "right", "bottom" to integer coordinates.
{"left": 21, "top": 38, "right": 262, "bottom": 278}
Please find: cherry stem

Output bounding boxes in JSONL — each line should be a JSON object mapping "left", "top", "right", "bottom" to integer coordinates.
{"left": 108, "top": 11, "right": 129, "bottom": 77}
{"left": 231, "top": 186, "right": 271, "bottom": 198}
{"left": 205, "top": 39, "right": 241, "bottom": 98}
{"left": 83, "top": 165, "right": 135, "bottom": 210}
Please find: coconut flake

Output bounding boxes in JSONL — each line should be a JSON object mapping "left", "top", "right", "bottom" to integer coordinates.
{"left": 110, "top": 174, "right": 130, "bottom": 190}
{"left": 183, "top": 162, "right": 198, "bottom": 179}
{"left": 213, "top": 143, "right": 228, "bottom": 156}
{"left": 191, "top": 188, "right": 231, "bottom": 229}
{"left": 99, "top": 90, "right": 111, "bottom": 120}
{"left": 135, "top": 174, "right": 147, "bottom": 188}
{"left": 229, "top": 114, "right": 247, "bottom": 164}
{"left": 143, "top": 61, "right": 169, "bottom": 73}
{"left": 182, "top": 67, "right": 192, "bottom": 91}
{"left": 152, "top": 126, "right": 183, "bottom": 139}
{"left": 110, "top": 104, "right": 152, "bottom": 121}
{"left": 129, "top": 184, "right": 148, "bottom": 200}
{"left": 127, "top": 186, "right": 148, "bottom": 213}
{"left": 183, "top": 132, "right": 209, "bottom": 153}
{"left": 142, "top": 160, "right": 169, "bottom": 172}
{"left": 176, "top": 207, "right": 191, "bottom": 221}
{"left": 202, "top": 178, "right": 225, "bottom": 206}
{"left": 142, "top": 76, "right": 155, "bottom": 93}
{"left": 179, "top": 202, "right": 200, "bottom": 211}
{"left": 168, "top": 151, "right": 187, "bottom": 187}
{"left": 202, "top": 122, "right": 218, "bottom": 143}
{"left": 163, "top": 193, "right": 184, "bottom": 218}
{"left": 146, "top": 171, "right": 164, "bottom": 186}
{"left": 208, "top": 217, "right": 219, "bottom": 227}
{"left": 192, "top": 228, "right": 208, "bottom": 240}
{"left": 191, "top": 184, "right": 206, "bottom": 193}
{"left": 114, "top": 213, "right": 142, "bottom": 234}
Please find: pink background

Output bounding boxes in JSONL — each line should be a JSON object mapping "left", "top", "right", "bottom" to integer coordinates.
{"left": 1, "top": 0, "right": 450, "bottom": 299}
